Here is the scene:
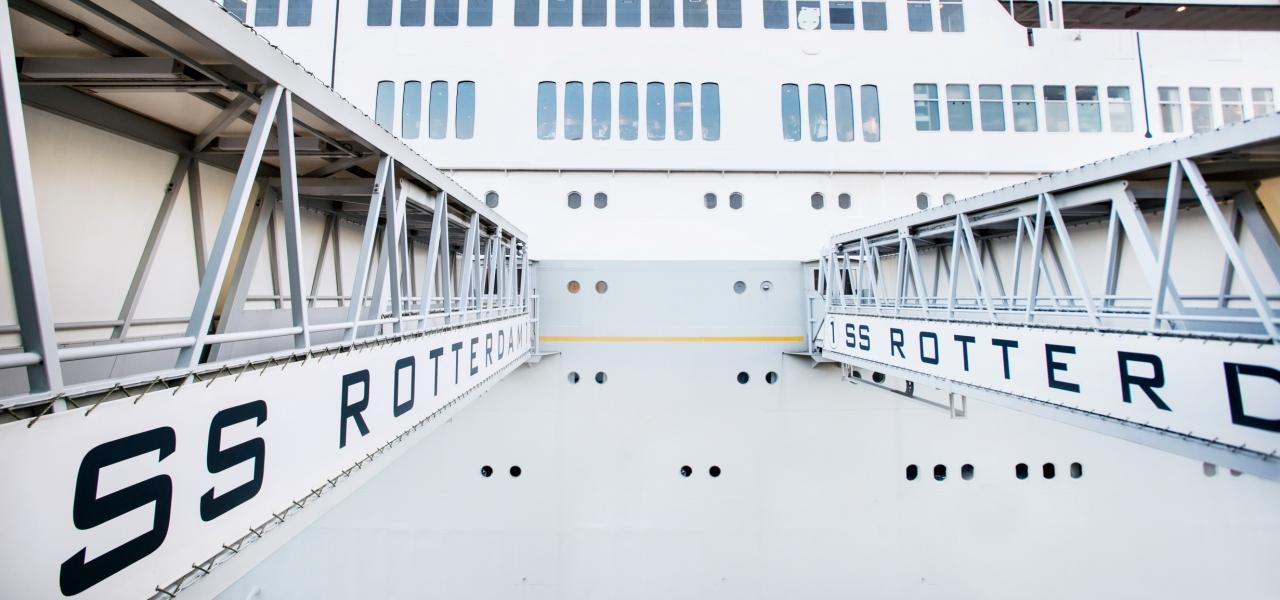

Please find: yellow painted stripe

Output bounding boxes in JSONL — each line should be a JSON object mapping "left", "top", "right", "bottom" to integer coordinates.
{"left": 539, "top": 335, "right": 805, "bottom": 343}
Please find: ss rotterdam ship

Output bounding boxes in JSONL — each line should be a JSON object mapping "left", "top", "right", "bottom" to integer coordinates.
{"left": 0, "top": 0, "right": 1279, "bottom": 598}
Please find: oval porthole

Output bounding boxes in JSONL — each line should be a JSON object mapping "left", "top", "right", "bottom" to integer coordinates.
{"left": 704, "top": 192, "right": 717, "bottom": 209}
{"left": 838, "top": 193, "right": 852, "bottom": 209}
{"left": 1015, "top": 463, "right": 1029, "bottom": 480}
{"left": 933, "top": 464, "right": 947, "bottom": 481}
{"left": 595, "top": 280, "right": 608, "bottom": 294}
{"left": 568, "top": 191, "right": 582, "bottom": 209}
{"left": 485, "top": 191, "right": 499, "bottom": 208}
{"left": 765, "top": 371, "right": 778, "bottom": 384}
{"left": 680, "top": 465, "right": 692, "bottom": 477}
{"left": 480, "top": 465, "right": 493, "bottom": 477}
{"left": 733, "top": 280, "right": 746, "bottom": 294}
{"left": 906, "top": 464, "right": 918, "bottom": 481}
{"left": 709, "top": 466, "right": 722, "bottom": 477}
{"left": 567, "top": 280, "right": 581, "bottom": 294}
{"left": 1042, "top": 463, "right": 1056, "bottom": 479}
{"left": 760, "top": 280, "right": 772, "bottom": 292}
{"left": 509, "top": 465, "right": 522, "bottom": 477}
{"left": 872, "top": 372, "right": 886, "bottom": 383}
{"left": 594, "top": 192, "right": 608, "bottom": 209}
{"left": 1070, "top": 462, "right": 1083, "bottom": 479}
{"left": 915, "top": 192, "right": 930, "bottom": 210}
{"left": 729, "top": 192, "right": 743, "bottom": 209}
{"left": 811, "top": 192, "right": 824, "bottom": 209}
{"left": 961, "top": 464, "right": 974, "bottom": 480}
{"left": 567, "top": 371, "right": 580, "bottom": 384}
{"left": 595, "top": 371, "right": 607, "bottom": 384}
{"left": 736, "top": 371, "right": 749, "bottom": 384}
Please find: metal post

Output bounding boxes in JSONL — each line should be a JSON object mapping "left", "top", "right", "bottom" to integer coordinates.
{"left": 274, "top": 90, "right": 311, "bottom": 349}
{"left": 343, "top": 156, "right": 391, "bottom": 343}
{"left": 1043, "top": 193, "right": 1100, "bottom": 327}
{"left": 1150, "top": 161, "right": 1183, "bottom": 330}
{"left": 309, "top": 214, "right": 334, "bottom": 308}
{"left": 112, "top": 155, "right": 192, "bottom": 340}
{"left": 188, "top": 160, "right": 207, "bottom": 279}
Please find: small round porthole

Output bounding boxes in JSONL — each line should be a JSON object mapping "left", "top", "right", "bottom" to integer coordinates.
{"left": 765, "top": 371, "right": 778, "bottom": 384}
{"left": 943, "top": 193, "right": 956, "bottom": 205}
{"left": 729, "top": 192, "right": 743, "bottom": 209}
{"left": 704, "top": 193, "right": 717, "bottom": 209}
{"left": 733, "top": 281, "right": 746, "bottom": 294}
{"left": 760, "top": 281, "right": 772, "bottom": 292}
{"left": 933, "top": 464, "right": 947, "bottom": 481}
{"left": 811, "top": 192, "right": 825, "bottom": 210}
{"left": 1070, "top": 462, "right": 1083, "bottom": 479}
{"left": 480, "top": 465, "right": 493, "bottom": 477}
{"left": 680, "top": 465, "right": 692, "bottom": 477}
{"left": 708, "top": 466, "right": 721, "bottom": 478}
{"left": 838, "top": 193, "right": 852, "bottom": 209}
{"left": 1015, "top": 463, "right": 1029, "bottom": 480}
{"left": 905, "top": 464, "right": 918, "bottom": 481}
{"left": 1042, "top": 463, "right": 1056, "bottom": 479}
{"left": 567, "top": 280, "right": 581, "bottom": 294}
{"left": 871, "top": 372, "right": 886, "bottom": 383}
{"left": 915, "top": 193, "right": 930, "bottom": 210}
{"left": 736, "top": 372, "right": 749, "bottom": 384}
{"left": 961, "top": 464, "right": 974, "bottom": 480}
{"left": 485, "top": 191, "right": 499, "bottom": 208}
{"left": 1203, "top": 463, "right": 1217, "bottom": 477}
{"left": 568, "top": 191, "right": 582, "bottom": 209}
{"left": 509, "top": 465, "right": 522, "bottom": 477}
{"left": 595, "top": 280, "right": 608, "bottom": 294}
{"left": 594, "top": 192, "right": 608, "bottom": 209}
{"left": 567, "top": 371, "right": 580, "bottom": 384}
{"left": 594, "top": 371, "right": 607, "bottom": 384}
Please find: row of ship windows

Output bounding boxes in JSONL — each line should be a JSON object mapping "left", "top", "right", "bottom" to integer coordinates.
{"left": 372, "top": 81, "right": 1278, "bottom": 142}
{"left": 905, "top": 462, "right": 1084, "bottom": 481}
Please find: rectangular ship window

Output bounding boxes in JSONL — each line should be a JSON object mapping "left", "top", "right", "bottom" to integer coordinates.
{"left": 684, "top": 0, "right": 709, "bottom": 27}
{"left": 796, "top": 1, "right": 821, "bottom": 29}
{"left": 1107, "top": 86, "right": 1133, "bottom": 132}
{"left": 467, "top": 0, "right": 493, "bottom": 25}
{"left": 620, "top": 82, "right": 639, "bottom": 140}
{"left": 1221, "top": 88, "right": 1244, "bottom": 125}
{"left": 861, "top": 85, "right": 881, "bottom": 142}
{"left": 1044, "top": 85, "right": 1069, "bottom": 132}
{"left": 907, "top": 0, "right": 932, "bottom": 31}
{"left": 1189, "top": 87, "right": 1213, "bottom": 133}
{"left": 375, "top": 80, "right": 395, "bottom": 130}
{"left": 617, "top": 0, "right": 641, "bottom": 26}
{"left": 914, "top": 83, "right": 940, "bottom": 131}
{"left": 674, "top": 82, "right": 694, "bottom": 140}
{"left": 549, "top": 0, "right": 573, "bottom": 26}
{"left": 718, "top": 0, "right": 742, "bottom": 27}
{"left": 565, "top": 81, "right": 584, "bottom": 140}
{"left": 436, "top": 0, "right": 459, "bottom": 25}
{"left": 781, "top": 83, "right": 801, "bottom": 140}
{"left": 939, "top": 0, "right": 963, "bottom": 32}
{"left": 583, "top": 0, "right": 607, "bottom": 26}
{"left": 1158, "top": 87, "right": 1182, "bottom": 133}
{"left": 808, "top": 84, "right": 829, "bottom": 141}
{"left": 647, "top": 82, "right": 667, "bottom": 140}
{"left": 402, "top": 81, "right": 422, "bottom": 139}
{"left": 830, "top": 1, "right": 855, "bottom": 29}
{"left": 978, "top": 84, "right": 1004, "bottom": 131}
{"left": 863, "top": 1, "right": 887, "bottom": 29}
{"left": 834, "top": 84, "right": 855, "bottom": 141}
{"left": 287, "top": 0, "right": 312, "bottom": 25}
{"left": 764, "top": 0, "right": 789, "bottom": 29}
{"left": 456, "top": 81, "right": 476, "bottom": 139}
{"left": 651, "top": 0, "right": 675, "bottom": 26}
{"left": 516, "top": 0, "right": 539, "bottom": 26}
{"left": 225, "top": 0, "right": 247, "bottom": 22}
{"left": 429, "top": 81, "right": 449, "bottom": 139}
{"left": 1076, "top": 85, "right": 1101, "bottom": 132}
{"left": 1012, "top": 85, "right": 1037, "bottom": 132}
{"left": 946, "top": 83, "right": 972, "bottom": 131}
{"left": 701, "top": 83, "right": 721, "bottom": 141}
{"left": 368, "top": 0, "right": 392, "bottom": 25}
{"left": 537, "top": 81, "right": 556, "bottom": 139}
{"left": 401, "top": 0, "right": 425, "bottom": 25}
{"left": 1253, "top": 88, "right": 1276, "bottom": 116}
{"left": 255, "top": 0, "right": 279, "bottom": 26}
{"left": 592, "top": 82, "right": 611, "bottom": 140}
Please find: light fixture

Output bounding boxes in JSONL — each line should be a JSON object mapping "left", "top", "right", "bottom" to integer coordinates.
{"left": 1176, "top": 5, "right": 1187, "bottom": 12}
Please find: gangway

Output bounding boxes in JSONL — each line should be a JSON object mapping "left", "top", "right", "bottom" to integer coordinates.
{"left": 0, "top": 0, "right": 534, "bottom": 598}
{"left": 813, "top": 114, "right": 1280, "bottom": 479}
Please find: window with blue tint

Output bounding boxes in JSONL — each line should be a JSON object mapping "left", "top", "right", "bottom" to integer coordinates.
{"left": 781, "top": 84, "right": 801, "bottom": 141}
{"left": 718, "top": 0, "right": 741, "bottom": 27}
{"left": 674, "top": 83, "right": 694, "bottom": 141}
{"left": 701, "top": 83, "right": 720, "bottom": 141}
{"left": 861, "top": 85, "right": 881, "bottom": 142}
{"left": 516, "top": 0, "right": 539, "bottom": 25}
{"left": 402, "top": 81, "right": 422, "bottom": 139}
{"left": 592, "top": 82, "right": 611, "bottom": 140}
{"left": 224, "top": 0, "right": 247, "bottom": 22}
{"left": 435, "top": 0, "right": 459, "bottom": 25}
{"left": 914, "top": 84, "right": 940, "bottom": 131}
{"left": 863, "top": 1, "right": 887, "bottom": 29}
{"left": 979, "top": 84, "right": 1005, "bottom": 131}
{"left": 456, "top": 81, "right": 476, "bottom": 139}
{"left": 287, "top": 0, "right": 312, "bottom": 25}
{"left": 647, "top": 82, "right": 666, "bottom": 140}
{"left": 834, "top": 84, "right": 855, "bottom": 141}
{"left": 946, "top": 84, "right": 972, "bottom": 131}
{"left": 549, "top": 0, "right": 573, "bottom": 26}
{"left": 617, "top": 0, "right": 641, "bottom": 26}
{"left": 808, "top": 84, "right": 828, "bottom": 141}
{"left": 796, "top": 0, "right": 821, "bottom": 29}
{"left": 651, "top": 0, "right": 675, "bottom": 26}
{"left": 255, "top": 0, "right": 279, "bottom": 26}
{"left": 565, "top": 82, "right": 584, "bottom": 140}
{"left": 907, "top": 0, "right": 932, "bottom": 31}
{"left": 1012, "top": 85, "right": 1038, "bottom": 132}
{"left": 375, "top": 81, "right": 395, "bottom": 130}
{"left": 619, "top": 82, "right": 639, "bottom": 140}
{"left": 764, "top": 0, "right": 789, "bottom": 28}
{"left": 537, "top": 82, "right": 556, "bottom": 139}
{"left": 684, "top": 0, "right": 708, "bottom": 26}
{"left": 939, "top": 0, "right": 964, "bottom": 31}
{"left": 368, "top": 0, "right": 392, "bottom": 25}
{"left": 584, "top": 0, "right": 607, "bottom": 26}
{"left": 429, "top": 81, "right": 449, "bottom": 139}
{"left": 468, "top": 0, "right": 493, "bottom": 25}
{"left": 401, "top": 0, "right": 426, "bottom": 25}
{"left": 830, "top": 1, "right": 854, "bottom": 29}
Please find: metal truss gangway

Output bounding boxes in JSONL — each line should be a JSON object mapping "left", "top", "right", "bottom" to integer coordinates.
{"left": 0, "top": 1, "right": 536, "bottom": 598}
{"left": 811, "top": 114, "right": 1280, "bottom": 479}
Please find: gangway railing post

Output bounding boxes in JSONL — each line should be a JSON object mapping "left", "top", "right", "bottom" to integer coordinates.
{"left": 274, "top": 90, "right": 311, "bottom": 350}
{"left": 341, "top": 155, "right": 391, "bottom": 345}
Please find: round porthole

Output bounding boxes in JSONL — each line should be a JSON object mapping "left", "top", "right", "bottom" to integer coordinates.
{"left": 704, "top": 193, "right": 717, "bottom": 209}
{"left": 943, "top": 193, "right": 956, "bottom": 205}
{"left": 708, "top": 466, "right": 721, "bottom": 477}
{"left": 1203, "top": 463, "right": 1217, "bottom": 477}
{"left": 1015, "top": 463, "right": 1029, "bottom": 480}
{"left": 838, "top": 193, "right": 852, "bottom": 209}
{"left": 1070, "top": 462, "right": 1083, "bottom": 479}
{"left": 567, "top": 191, "right": 582, "bottom": 209}
{"left": 760, "top": 281, "right": 772, "bottom": 292}
{"left": 1042, "top": 463, "right": 1056, "bottom": 479}
{"left": 915, "top": 193, "right": 930, "bottom": 210}
{"left": 736, "top": 372, "right": 749, "bottom": 384}
{"left": 680, "top": 465, "right": 692, "bottom": 477}
{"left": 933, "top": 464, "right": 947, "bottom": 481}
{"left": 593, "top": 192, "right": 608, "bottom": 209}
{"left": 811, "top": 192, "right": 825, "bottom": 210}
{"left": 961, "top": 464, "right": 974, "bottom": 480}
{"left": 567, "top": 371, "right": 580, "bottom": 384}
{"left": 480, "top": 465, "right": 493, "bottom": 477}
{"left": 733, "top": 281, "right": 746, "bottom": 294}
{"left": 595, "top": 280, "right": 608, "bottom": 294}
{"left": 905, "top": 464, "right": 918, "bottom": 481}
{"left": 567, "top": 280, "right": 581, "bottom": 294}
{"left": 872, "top": 372, "right": 886, "bottom": 383}
{"left": 595, "top": 371, "right": 607, "bottom": 384}
{"left": 765, "top": 371, "right": 778, "bottom": 384}
{"left": 509, "top": 465, "right": 522, "bottom": 477}
{"left": 485, "top": 191, "right": 499, "bottom": 208}
{"left": 729, "top": 192, "right": 743, "bottom": 209}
